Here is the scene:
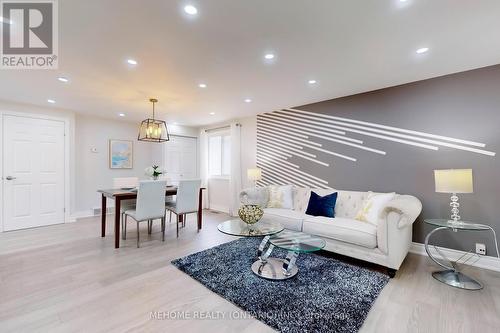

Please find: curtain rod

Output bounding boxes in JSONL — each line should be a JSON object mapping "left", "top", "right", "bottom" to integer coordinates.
{"left": 204, "top": 123, "right": 241, "bottom": 133}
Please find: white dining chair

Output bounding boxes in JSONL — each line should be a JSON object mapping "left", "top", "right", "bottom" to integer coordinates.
{"left": 113, "top": 177, "right": 139, "bottom": 240}
{"left": 123, "top": 180, "right": 167, "bottom": 248}
{"left": 165, "top": 179, "right": 201, "bottom": 238}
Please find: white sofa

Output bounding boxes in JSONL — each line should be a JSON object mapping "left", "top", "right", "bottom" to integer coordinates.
{"left": 239, "top": 187, "right": 422, "bottom": 275}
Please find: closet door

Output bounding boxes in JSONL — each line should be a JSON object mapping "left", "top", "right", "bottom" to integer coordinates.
{"left": 2, "top": 115, "right": 65, "bottom": 231}
{"left": 163, "top": 136, "right": 198, "bottom": 184}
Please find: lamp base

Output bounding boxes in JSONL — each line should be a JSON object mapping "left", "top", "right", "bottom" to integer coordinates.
{"left": 432, "top": 270, "right": 483, "bottom": 290}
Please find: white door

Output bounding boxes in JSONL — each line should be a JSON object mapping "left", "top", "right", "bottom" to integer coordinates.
{"left": 2, "top": 115, "right": 65, "bottom": 231}
{"left": 164, "top": 136, "right": 198, "bottom": 184}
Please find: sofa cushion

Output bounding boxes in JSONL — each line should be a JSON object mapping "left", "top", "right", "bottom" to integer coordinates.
{"left": 303, "top": 216, "right": 377, "bottom": 249}
{"left": 355, "top": 192, "right": 396, "bottom": 225}
{"left": 262, "top": 208, "right": 306, "bottom": 231}
{"left": 334, "top": 191, "right": 371, "bottom": 219}
{"left": 305, "top": 191, "right": 338, "bottom": 218}
{"left": 293, "top": 186, "right": 311, "bottom": 213}
{"left": 267, "top": 185, "right": 293, "bottom": 209}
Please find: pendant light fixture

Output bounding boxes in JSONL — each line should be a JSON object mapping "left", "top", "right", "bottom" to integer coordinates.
{"left": 138, "top": 98, "right": 170, "bottom": 142}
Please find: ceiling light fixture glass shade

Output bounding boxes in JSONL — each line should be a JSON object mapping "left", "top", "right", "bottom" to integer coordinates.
{"left": 138, "top": 98, "right": 170, "bottom": 142}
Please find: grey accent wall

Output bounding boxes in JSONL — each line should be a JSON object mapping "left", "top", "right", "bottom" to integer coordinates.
{"left": 257, "top": 65, "right": 500, "bottom": 253}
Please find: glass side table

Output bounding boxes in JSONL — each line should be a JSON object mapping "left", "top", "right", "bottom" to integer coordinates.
{"left": 424, "top": 219, "right": 499, "bottom": 290}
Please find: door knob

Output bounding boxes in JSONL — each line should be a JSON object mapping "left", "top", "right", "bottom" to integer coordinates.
{"left": 5, "top": 176, "right": 16, "bottom": 180}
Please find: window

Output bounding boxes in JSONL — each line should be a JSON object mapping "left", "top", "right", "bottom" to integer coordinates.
{"left": 209, "top": 133, "right": 231, "bottom": 177}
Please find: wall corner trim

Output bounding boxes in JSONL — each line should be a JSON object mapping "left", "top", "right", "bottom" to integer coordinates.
{"left": 409, "top": 242, "right": 500, "bottom": 273}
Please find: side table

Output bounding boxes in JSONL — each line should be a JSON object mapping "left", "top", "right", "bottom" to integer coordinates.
{"left": 424, "top": 219, "right": 499, "bottom": 290}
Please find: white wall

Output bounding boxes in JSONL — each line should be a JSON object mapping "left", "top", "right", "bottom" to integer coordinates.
{"left": 75, "top": 115, "right": 199, "bottom": 216}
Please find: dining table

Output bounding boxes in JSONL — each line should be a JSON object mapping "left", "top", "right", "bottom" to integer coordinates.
{"left": 98, "top": 186, "right": 205, "bottom": 248}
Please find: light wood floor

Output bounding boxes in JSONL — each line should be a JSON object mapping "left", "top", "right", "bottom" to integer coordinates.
{"left": 1, "top": 211, "right": 499, "bottom": 333}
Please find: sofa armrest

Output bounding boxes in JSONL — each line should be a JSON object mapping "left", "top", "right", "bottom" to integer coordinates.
{"left": 239, "top": 187, "right": 269, "bottom": 208}
{"left": 380, "top": 195, "right": 422, "bottom": 229}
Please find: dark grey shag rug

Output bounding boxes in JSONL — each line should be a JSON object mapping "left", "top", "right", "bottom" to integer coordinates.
{"left": 171, "top": 237, "right": 389, "bottom": 333}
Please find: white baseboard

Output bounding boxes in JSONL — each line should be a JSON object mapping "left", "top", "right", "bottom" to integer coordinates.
{"left": 410, "top": 242, "right": 500, "bottom": 273}
{"left": 209, "top": 204, "right": 230, "bottom": 214}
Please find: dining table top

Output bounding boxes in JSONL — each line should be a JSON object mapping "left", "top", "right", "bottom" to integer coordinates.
{"left": 98, "top": 186, "right": 179, "bottom": 198}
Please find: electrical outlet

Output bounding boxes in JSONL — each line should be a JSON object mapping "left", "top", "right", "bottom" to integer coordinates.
{"left": 476, "top": 243, "right": 486, "bottom": 255}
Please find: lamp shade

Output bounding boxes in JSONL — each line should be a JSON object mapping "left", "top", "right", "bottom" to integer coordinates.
{"left": 434, "top": 169, "right": 473, "bottom": 194}
{"left": 247, "top": 168, "right": 262, "bottom": 181}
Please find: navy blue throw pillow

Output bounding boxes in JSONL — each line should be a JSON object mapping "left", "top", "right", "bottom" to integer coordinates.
{"left": 305, "top": 191, "right": 338, "bottom": 218}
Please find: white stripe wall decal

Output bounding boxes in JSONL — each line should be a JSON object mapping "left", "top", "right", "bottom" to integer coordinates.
{"left": 257, "top": 117, "right": 386, "bottom": 154}
{"left": 256, "top": 109, "right": 496, "bottom": 188}
{"left": 277, "top": 110, "right": 496, "bottom": 156}
{"left": 286, "top": 108, "right": 488, "bottom": 148}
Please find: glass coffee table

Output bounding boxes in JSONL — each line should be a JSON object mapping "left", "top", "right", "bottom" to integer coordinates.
{"left": 252, "top": 229, "right": 326, "bottom": 280}
{"left": 217, "top": 220, "right": 326, "bottom": 280}
{"left": 217, "top": 219, "right": 284, "bottom": 237}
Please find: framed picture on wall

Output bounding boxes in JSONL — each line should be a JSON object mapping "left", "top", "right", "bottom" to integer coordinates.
{"left": 109, "top": 140, "right": 133, "bottom": 169}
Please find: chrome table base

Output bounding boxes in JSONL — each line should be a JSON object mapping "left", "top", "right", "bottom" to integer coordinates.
{"left": 425, "top": 226, "right": 483, "bottom": 290}
{"left": 252, "top": 235, "right": 299, "bottom": 280}
{"left": 251, "top": 258, "right": 299, "bottom": 280}
{"left": 432, "top": 270, "right": 483, "bottom": 290}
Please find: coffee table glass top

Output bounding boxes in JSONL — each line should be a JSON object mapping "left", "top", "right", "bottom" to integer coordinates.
{"left": 269, "top": 229, "right": 326, "bottom": 253}
{"left": 424, "top": 219, "right": 490, "bottom": 231}
{"left": 217, "top": 219, "right": 284, "bottom": 237}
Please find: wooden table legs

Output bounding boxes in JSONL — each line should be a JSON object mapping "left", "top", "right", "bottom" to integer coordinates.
{"left": 198, "top": 188, "right": 203, "bottom": 231}
{"left": 101, "top": 194, "right": 106, "bottom": 237}
{"left": 114, "top": 197, "right": 121, "bottom": 249}
{"left": 100, "top": 194, "right": 121, "bottom": 248}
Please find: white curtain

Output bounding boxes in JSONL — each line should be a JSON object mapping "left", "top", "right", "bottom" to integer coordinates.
{"left": 199, "top": 129, "right": 210, "bottom": 209}
{"left": 228, "top": 122, "right": 242, "bottom": 216}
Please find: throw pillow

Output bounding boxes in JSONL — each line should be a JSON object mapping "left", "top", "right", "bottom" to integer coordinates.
{"left": 355, "top": 192, "right": 396, "bottom": 225}
{"left": 267, "top": 185, "right": 294, "bottom": 209}
{"left": 305, "top": 191, "right": 338, "bottom": 218}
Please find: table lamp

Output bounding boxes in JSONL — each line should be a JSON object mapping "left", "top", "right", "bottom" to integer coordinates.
{"left": 247, "top": 168, "right": 262, "bottom": 187}
{"left": 434, "top": 169, "right": 473, "bottom": 224}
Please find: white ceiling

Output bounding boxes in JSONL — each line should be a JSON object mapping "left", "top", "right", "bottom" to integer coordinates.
{"left": 1, "top": 0, "right": 500, "bottom": 126}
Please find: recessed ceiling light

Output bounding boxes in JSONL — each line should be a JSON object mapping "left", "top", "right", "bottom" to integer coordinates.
{"left": 209, "top": 112, "right": 215, "bottom": 115}
{"left": 47, "top": 99, "right": 56, "bottom": 104}
{"left": 264, "top": 53, "right": 275, "bottom": 60}
{"left": 244, "top": 98, "right": 252, "bottom": 103}
{"left": 199, "top": 83, "right": 207, "bottom": 88}
{"left": 416, "top": 47, "right": 429, "bottom": 54}
{"left": 127, "top": 59, "right": 138, "bottom": 65}
{"left": 184, "top": 5, "right": 198, "bottom": 15}
{"left": 118, "top": 113, "right": 125, "bottom": 117}
{"left": 308, "top": 80, "right": 317, "bottom": 84}
{"left": 58, "top": 77, "right": 69, "bottom": 83}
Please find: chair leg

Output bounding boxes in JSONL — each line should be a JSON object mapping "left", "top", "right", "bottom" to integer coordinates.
{"left": 137, "top": 220, "right": 140, "bottom": 248}
{"left": 148, "top": 220, "right": 152, "bottom": 234}
{"left": 169, "top": 210, "right": 172, "bottom": 223}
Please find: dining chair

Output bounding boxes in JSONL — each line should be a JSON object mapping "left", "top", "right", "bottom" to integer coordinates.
{"left": 123, "top": 180, "right": 167, "bottom": 248}
{"left": 113, "top": 177, "right": 139, "bottom": 240}
{"left": 165, "top": 179, "right": 201, "bottom": 237}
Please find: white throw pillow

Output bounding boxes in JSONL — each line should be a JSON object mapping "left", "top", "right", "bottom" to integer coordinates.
{"left": 355, "top": 192, "right": 395, "bottom": 225}
{"left": 267, "top": 185, "right": 294, "bottom": 209}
